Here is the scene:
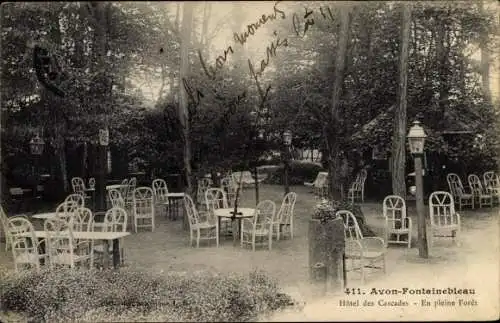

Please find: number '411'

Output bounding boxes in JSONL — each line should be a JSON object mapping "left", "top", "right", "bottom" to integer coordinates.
{"left": 344, "top": 288, "right": 362, "bottom": 295}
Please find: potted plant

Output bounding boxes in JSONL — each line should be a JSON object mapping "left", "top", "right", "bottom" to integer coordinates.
{"left": 308, "top": 199, "right": 345, "bottom": 294}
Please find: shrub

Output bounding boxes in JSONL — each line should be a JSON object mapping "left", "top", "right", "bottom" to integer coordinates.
{"left": 0, "top": 268, "right": 296, "bottom": 322}
{"left": 265, "top": 161, "right": 325, "bottom": 185}
{"left": 312, "top": 199, "right": 376, "bottom": 237}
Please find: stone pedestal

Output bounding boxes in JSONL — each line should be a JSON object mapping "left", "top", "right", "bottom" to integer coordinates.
{"left": 308, "top": 217, "right": 345, "bottom": 294}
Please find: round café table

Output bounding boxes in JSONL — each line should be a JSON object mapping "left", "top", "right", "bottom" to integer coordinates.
{"left": 31, "top": 212, "right": 58, "bottom": 220}
{"left": 213, "top": 208, "right": 255, "bottom": 243}
{"left": 106, "top": 184, "right": 128, "bottom": 191}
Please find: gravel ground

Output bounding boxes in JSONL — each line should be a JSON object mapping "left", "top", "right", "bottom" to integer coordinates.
{"left": 1, "top": 184, "right": 498, "bottom": 321}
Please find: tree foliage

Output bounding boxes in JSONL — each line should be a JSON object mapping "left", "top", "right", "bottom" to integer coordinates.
{"left": 1, "top": 1, "right": 498, "bottom": 198}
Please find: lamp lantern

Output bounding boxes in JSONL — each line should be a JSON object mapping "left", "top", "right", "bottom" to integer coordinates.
{"left": 283, "top": 129, "right": 292, "bottom": 146}
{"left": 29, "top": 133, "right": 45, "bottom": 156}
{"left": 407, "top": 120, "right": 426, "bottom": 154}
{"left": 99, "top": 128, "right": 109, "bottom": 146}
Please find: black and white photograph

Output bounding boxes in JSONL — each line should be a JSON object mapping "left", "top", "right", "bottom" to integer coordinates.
{"left": 0, "top": 1, "right": 499, "bottom": 321}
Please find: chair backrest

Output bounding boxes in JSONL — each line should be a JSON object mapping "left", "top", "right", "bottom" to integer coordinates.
{"left": 127, "top": 178, "right": 137, "bottom": 200}
{"left": 88, "top": 177, "right": 96, "bottom": 190}
{"left": 55, "top": 201, "right": 79, "bottom": 220}
{"left": 104, "top": 207, "right": 128, "bottom": 232}
{"left": 360, "top": 169, "right": 367, "bottom": 182}
{"left": 108, "top": 188, "right": 126, "bottom": 209}
{"left": 198, "top": 178, "right": 211, "bottom": 190}
{"left": 483, "top": 171, "right": 499, "bottom": 190}
{"left": 71, "top": 177, "right": 86, "bottom": 194}
{"left": 65, "top": 193, "right": 85, "bottom": 208}
{"left": 351, "top": 169, "right": 367, "bottom": 189}
{"left": 132, "top": 187, "right": 154, "bottom": 216}
{"left": 205, "top": 188, "right": 229, "bottom": 211}
{"left": 120, "top": 178, "right": 129, "bottom": 197}
{"left": 221, "top": 176, "right": 236, "bottom": 192}
{"left": 277, "top": 192, "right": 297, "bottom": 224}
{"left": 7, "top": 216, "right": 35, "bottom": 241}
{"left": 152, "top": 179, "right": 169, "bottom": 202}
{"left": 197, "top": 178, "right": 211, "bottom": 203}
{"left": 183, "top": 194, "right": 201, "bottom": 228}
{"left": 232, "top": 172, "right": 241, "bottom": 183}
{"left": 0, "top": 205, "right": 8, "bottom": 234}
{"left": 429, "top": 191, "right": 458, "bottom": 227}
{"left": 8, "top": 217, "right": 39, "bottom": 266}
{"left": 44, "top": 217, "right": 75, "bottom": 265}
{"left": 468, "top": 174, "right": 485, "bottom": 195}
{"left": 254, "top": 200, "right": 276, "bottom": 228}
{"left": 447, "top": 173, "right": 464, "bottom": 196}
{"left": 383, "top": 195, "right": 407, "bottom": 230}
{"left": 337, "top": 210, "right": 363, "bottom": 240}
{"left": 72, "top": 207, "right": 94, "bottom": 232}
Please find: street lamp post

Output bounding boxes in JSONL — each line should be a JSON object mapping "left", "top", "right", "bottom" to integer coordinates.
{"left": 29, "top": 133, "right": 45, "bottom": 203}
{"left": 283, "top": 130, "right": 292, "bottom": 195}
{"left": 407, "top": 120, "right": 429, "bottom": 258}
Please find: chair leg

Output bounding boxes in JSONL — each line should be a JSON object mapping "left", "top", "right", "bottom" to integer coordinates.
{"left": 268, "top": 232, "right": 272, "bottom": 250}
{"left": 196, "top": 230, "right": 200, "bottom": 248}
{"left": 252, "top": 234, "right": 256, "bottom": 252}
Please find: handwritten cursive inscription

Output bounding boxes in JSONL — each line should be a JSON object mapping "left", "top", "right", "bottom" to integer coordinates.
{"left": 198, "top": 46, "right": 234, "bottom": 80}
{"left": 292, "top": 5, "right": 335, "bottom": 38}
{"left": 182, "top": 77, "right": 204, "bottom": 107}
{"left": 248, "top": 31, "right": 288, "bottom": 107}
{"left": 251, "top": 31, "right": 288, "bottom": 77}
{"left": 233, "top": 1, "right": 286, "bottom": 46}
{"left": 182, "top": 76, "right": 246, "bottom": 111}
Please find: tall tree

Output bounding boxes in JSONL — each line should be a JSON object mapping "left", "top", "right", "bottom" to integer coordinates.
{"left": 200, "top": 2, "right": 211, "bottom": 48}
{"left": 86, "top": 1, "right": 111, "bottom": 211}
{"left": 478, "top": 0, "right": 491, "bottom": 103}
{"left": 391, "top": 3, "right": 411, "bottom": 198}
{"left": 170, "top": 3, "right": 181, "bottom": 98}
{"left": 179, "top": 2, "right": 194, "bottom": 196}
{"left": 327, "top": 4, "right": 352, "bottom": 200}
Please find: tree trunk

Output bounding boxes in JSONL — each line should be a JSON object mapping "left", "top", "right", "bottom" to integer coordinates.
{"left": 478, "top": 1, "right": 491, "bottom": 103}
{"left": 327, "top": 4, "right": 351, "bottom": 201}
{"left": 200, "top": 2, "right": 211, "bottom": 47}
{"left": 391, "top": 4, "right": 411, "bottom": 199}
{"left": 54, "top": 121, "right": 69, "bottom": 193}
{"left": 88, "top": 1, "right": 111, "bottom": 212}
{"left": 169, "top": 3, "right": 181, "bottom": 97}
{"left": 82, "top": 142, "right": 88, "bottom": 178}
{"left": 179, "top": 2, "right": 194, "bottom": 197}
{"left": 436, "top": 10, "right": 449, "bottom": 127}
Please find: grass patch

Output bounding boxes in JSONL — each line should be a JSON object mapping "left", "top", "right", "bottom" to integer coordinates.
{"left": 0, "top": 268, "right": 296, "bottom": 322}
